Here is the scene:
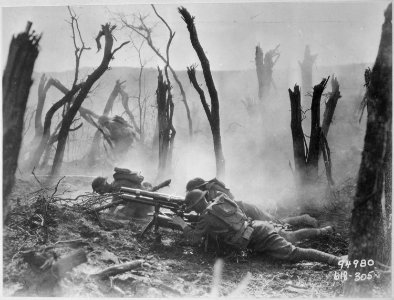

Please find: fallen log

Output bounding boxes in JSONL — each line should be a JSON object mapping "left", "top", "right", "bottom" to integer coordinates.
{"left": 91, "top": 259, "right": 145, "bottom": 279}
{"left": 19, "top": 249, "right": 87, "bottom": 296}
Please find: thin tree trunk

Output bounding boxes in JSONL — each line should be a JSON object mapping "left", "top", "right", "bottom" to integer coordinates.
{"left": 322, "top": 76, "right": 341, "bottom": 137}
{"left": 344, "top": 3, "right": 391, "bottom": 296}
{"left": 306, "top": 77, "right": 329, "bottom": 181}
{"left": 179, "top": 7, "right": 225, "bottom": 179}
{"left": 3, "top": 22, "right": 40, "bottom": 216}
{"left": 156, "top": 68, "right": 175, "bottom": 179}
{"left": 255, "top": 45, "right": 264, "bottom": 101}
{"left": 288, "top": 85, "right": 307, "bottom": 185}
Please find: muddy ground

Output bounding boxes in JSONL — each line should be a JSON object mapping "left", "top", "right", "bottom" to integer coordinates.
{"left": 2, "top": 177, "right": 391, "bottom": 297}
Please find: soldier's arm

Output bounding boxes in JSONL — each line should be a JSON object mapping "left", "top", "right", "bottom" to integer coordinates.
{"left": 173, "top": 216, "right": 207, "bottom": 245}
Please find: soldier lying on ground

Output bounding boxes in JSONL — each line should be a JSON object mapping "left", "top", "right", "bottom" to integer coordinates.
{"left": 186, "top": 177, "right": 319, "bottom": 228}
{"left": 170, "top": 190, "right": 341, "bottom": 266}
{"left": 92, "top": 167, "right": 153, "bottom": 218}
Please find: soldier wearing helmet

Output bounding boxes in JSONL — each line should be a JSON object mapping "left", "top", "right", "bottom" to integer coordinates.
{"left": 170, "top": 190, "right": 339, "bottom": 265}
{"left": 185, "top": 177, "right": 318, "bottom": 228}
{"left": 92, "top": 168, "right": 153, "bottom": 218}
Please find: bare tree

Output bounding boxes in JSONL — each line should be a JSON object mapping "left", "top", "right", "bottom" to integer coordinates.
{"left": 255, "top": 44, "right": 280, "bottom": 102}
{"left": 3, "top": 22, "right": 40, "bottom": 216}
{"left": 126, "top": 39, "right": 149, "bottom": 142}
{"left": 119, "top": 5, "right": 193, "bottom": 138}
{"left": 156, "top": 68, "right": 176, "bottom": 179}
{"left": 179, "top": 7, "right": 225, "bottom": 179}
{"left": 298, "top": 45, "right": 317, "bottom": 99}
{"left": 344, "top": 4, "right": 392, "bottom": 296}
{"left": 50, "top": 23, "right": 129, "bottom": 175}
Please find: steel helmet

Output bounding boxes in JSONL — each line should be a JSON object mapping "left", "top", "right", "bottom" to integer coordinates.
{"left": 184, "top": 189, "right": 208, "bottom": 212}
{"left": 92, "top": 176, "right": 107, "bottom": 192}
{"left": 185, "top": 177, "right": 206, "bottom": 192}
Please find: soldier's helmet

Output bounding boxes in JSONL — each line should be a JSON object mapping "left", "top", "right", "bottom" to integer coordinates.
{"left": 184, "top": 189, "right": 208, "bottom": 212}
{"left": 92, "top": 176, "right": 107, "bottom": 193}
{"left": 186, "top": 177, "right": 206, "bottom": 192}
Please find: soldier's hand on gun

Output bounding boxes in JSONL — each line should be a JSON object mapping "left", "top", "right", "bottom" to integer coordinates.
{"left": 171, "top": 215, "right": 188, "bottom": 230}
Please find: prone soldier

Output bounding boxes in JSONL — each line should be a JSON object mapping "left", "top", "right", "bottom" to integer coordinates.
{"left": 92, "top": 167, "right": 154, "bottom": 218}
{"left": 186, "top": 177, "right": 320, "bottom": 228}
{"left": 170, "top": 190, "right": 341, "bottom": 266}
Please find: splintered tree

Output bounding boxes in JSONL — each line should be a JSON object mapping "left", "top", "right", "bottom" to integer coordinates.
{"left": 119, "top": 4, "right": 193, "bottom": 138}
{"left": 344, "top": 4, "right": 392, "bottom": 296}
{"left": 51, "top": 23, "right": 129, "bottom": 176}
{"left": 3, "top": 22, "right": 40, "bottom": 216}
{"left": 255, "top": 44, "right": 280, "bottom": 102}
{"left": 156, "top": 68, "right": 176, "bottom": 179}
{"left": 179, "top": 7, "right": 225, "bottom": 179}
{"left": 288, "top": 76, "right": 341, "bottom": 188}
{"left": 298, "top": 45, "right": 318, "bottom": 98}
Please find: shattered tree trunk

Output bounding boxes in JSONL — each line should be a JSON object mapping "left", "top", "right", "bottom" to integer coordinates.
{"left": 179, "top": 7, "right": 225, "bottom": 179}
{"left": 306, "top": 78, "right": 329, "bottom": 181}
{"left": 255, "top": 44, "right": 280, "bottom": 102}
{"left": 288, "top": 85, "right": 307, "bottom": 185}
{"left": 298, "top": 45, "right": 317, "bottom": 99}
{"left": 344, "top": 4, "right": 392, "bottom": 296}
{"left": 255, "top": 45, "right": 265, "bottom": 102}
{"left": 288, "top": 78, "right": 331, "bottom": 187}
{"left": 50, "top": 24, "right": 128, "bottom": 176}
{"left": 3, "top": 22, "right": 40, "bottom": 216}
{"left": 156, "top": 68, "right": 176, "bottom": 179}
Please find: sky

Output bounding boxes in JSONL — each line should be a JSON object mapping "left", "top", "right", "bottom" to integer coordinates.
{"left": 1, "top": 0, "right": 391, "bottom": 72}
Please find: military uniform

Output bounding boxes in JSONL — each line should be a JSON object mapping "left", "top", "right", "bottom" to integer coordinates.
{"left": 182, "top": 193, "right": 339, "bottom": 266}
{"left": 192, "top": 178, "right": 318, "bottom": 228}
{"left": 110, "top": 168, "right": 153, "bottom": 218}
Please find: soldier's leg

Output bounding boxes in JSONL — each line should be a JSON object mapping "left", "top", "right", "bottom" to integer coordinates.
{"left": 281, "top": 214, "right": 319, "bottom": 228}
{"left": 288, "top": 247, "right": 340, "bottom": 266}
{"left": 248, "top": 221, "right": 339, "bottom": 266}
{"left": 278, "top": 226, "right": 333, "bottom": 243}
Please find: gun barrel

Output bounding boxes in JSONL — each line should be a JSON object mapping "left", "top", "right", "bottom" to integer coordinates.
{"left": 120, "top": 193, "right": 180, "bottom": 210}
{"left": 120, "top": 187, "right": 184, "bottom": 203}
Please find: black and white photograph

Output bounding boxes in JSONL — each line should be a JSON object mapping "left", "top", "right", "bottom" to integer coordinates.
{"left": 2, "top": 0, "right": 392, "bottom": 297}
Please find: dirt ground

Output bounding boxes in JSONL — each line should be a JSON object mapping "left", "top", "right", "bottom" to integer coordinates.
{"left": 2, "top": 177, "right": 391, "bottom": 297}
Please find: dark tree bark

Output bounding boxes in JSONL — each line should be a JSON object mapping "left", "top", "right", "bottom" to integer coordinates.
{"left": 179, "top": 7, "right": 225, "bottom": 179}
{"left": 255, "top": 44, "right": 280, "bottom": 102}
{"left": 306, "top": 77, "right": 329, "bottom": 180}
{"left": 156, "top": 68, "right": 176, "bottom": 179}
{"left": 50, "top": 24, "right": 129, "bottom": 176}
{"left": 288, "top": 78, "right": 332, "bottom": 187}
{"left": 3, "top": 22, "right": 40, "bottom": 216}
{"left": 322, "top": 76, "right": 341, "bottom": 137}
{"left": 344, "top": 3, "right": 392, "bottom": 296}
{"left": 288, "top": 85, "right": 307, "bottom": 185}
{"left": 28, "top": 85, "right": 81, "bottom": 170}
{"left": 298, "top": 45, "right": 317, "bottom": 98}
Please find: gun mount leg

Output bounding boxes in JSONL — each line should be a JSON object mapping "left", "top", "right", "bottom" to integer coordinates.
{"left": 139, "top": 219, "right": 154, "bottom": 239}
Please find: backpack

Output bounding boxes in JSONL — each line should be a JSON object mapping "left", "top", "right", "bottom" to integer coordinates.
{"left": 113, "top": 167, "right": 144, "bottom": 184}
{"left": 205, "top": 178, "right": 234, "bottom": 200}
{"left": 205, "top": 194, "right": 253, "bottom": 248}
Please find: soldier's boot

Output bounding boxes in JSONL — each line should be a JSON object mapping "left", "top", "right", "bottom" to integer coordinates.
{"left": 279, "top": 226, "right": 334, "bottom": 243}
{"left": 290, "top": 247, "right": 340, "bottom": 266}
{"left": 282, "top": 214, "right": 319, "bottom": 228}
